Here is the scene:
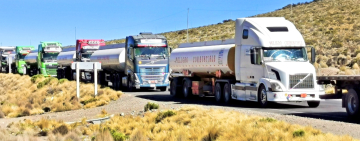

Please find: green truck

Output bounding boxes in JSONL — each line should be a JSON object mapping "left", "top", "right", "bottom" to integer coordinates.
{"left": 14, "top": 46, "right": 35, "bottom": 74}
{"left": 24, "top": 42, "right": 62, "bottom": 76}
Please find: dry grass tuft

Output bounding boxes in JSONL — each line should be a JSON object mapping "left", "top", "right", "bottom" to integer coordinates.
{"left": 0, "top": 74, "right": 122, "bottom": 118}
{"left": 2, "top": 106, "right": 357, "bottom": 140}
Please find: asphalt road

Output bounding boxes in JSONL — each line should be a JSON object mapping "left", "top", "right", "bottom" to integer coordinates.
{"left": 126, "top": 89, "right": 360, "bottom": 124}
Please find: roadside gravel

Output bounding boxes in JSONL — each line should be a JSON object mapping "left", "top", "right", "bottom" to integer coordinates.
{"left": 0, "top": 92, "right": 359, "bottom": 139}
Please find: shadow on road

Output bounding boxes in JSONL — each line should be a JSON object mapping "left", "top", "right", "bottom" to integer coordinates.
{"left": 287, "top": 112, "right": 360, "bottom": 124}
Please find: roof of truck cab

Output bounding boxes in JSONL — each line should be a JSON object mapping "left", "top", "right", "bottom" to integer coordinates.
{"left": 130, "top": 34, "right": 166, "bottom": 40}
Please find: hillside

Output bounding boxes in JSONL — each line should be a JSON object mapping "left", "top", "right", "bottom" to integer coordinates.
{"left": 105, "top": 0, "right": 360, "bottom": 75}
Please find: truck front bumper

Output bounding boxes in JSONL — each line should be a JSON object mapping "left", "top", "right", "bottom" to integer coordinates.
{"left": 267, "top": 91, "right": 322, "bottom": 102}
{"left": 134, "top": 83, "right": 169, "bottom": 89}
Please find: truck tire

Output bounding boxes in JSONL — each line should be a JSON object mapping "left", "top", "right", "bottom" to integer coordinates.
{"left": 307, "top": 101, "right": 320, "bottom": 108}
{"left": 223, "top": 83, "right": 231, "bottom": 104}
{"left": 126, "top": 76, "right": 133, "bottom": 92}
{"left": 258, "top": 85, "right": 268, "bottom": 108}
{"left": 345, "top": 88, "right": 360, "bottom": 118}
{"left": 215, "top": 83, "right": 222, "bottom": 102}
{"left": 182, "top": 79, "right": 192, "bottom": 98}
{"left": 170, "top": 79, "right": 180, "bottom": 97}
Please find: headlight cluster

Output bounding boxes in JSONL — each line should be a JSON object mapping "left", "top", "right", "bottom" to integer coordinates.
{"left": 271, "top": 82, "right": 283, "bottom": 92}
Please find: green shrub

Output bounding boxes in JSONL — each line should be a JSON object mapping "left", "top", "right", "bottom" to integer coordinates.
{"left": 110, "top": 129, "right": 129, "bottom": 141}
{"left": 31, "top": 74, "right": 43, "bottom": 83}
{"left": 156, "top": 110, "right": 176, "bottom": 123}
{"left": 58, "top": 78, "right": 68, "bottom": 84}
{"left": 144, "top": 102, "right": 159, "bottom": 112}
{"left": 37, "top": 77, "right": 57, "bottom": 88}
{"left": 293, "top": 129, "right": 305, "bottom": 137}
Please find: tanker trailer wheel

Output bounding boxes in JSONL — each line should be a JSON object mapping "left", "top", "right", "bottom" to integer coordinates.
{"left": 258, "top": 85, "right": 268, "bottom": 108}
{"left": 215, "top": 83, "right": 222, "bottom": 102}
{"left": 346, "top": 88, "right": 360, "bottom": 118}
{"left": 182, "top": 79, "right": 192, "bottom": 98}
{"left": 223, "top": 83, "right": 231, "bottom": 104}
{"left": 170, "top": 79, "right": 180, "bottom": 97}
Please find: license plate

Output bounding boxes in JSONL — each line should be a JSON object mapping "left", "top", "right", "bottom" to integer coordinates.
{"left": 301, "top": 93, "right": 307, "bottom": 98}
{"left": 150, "top": 84, "right": 155, "bottom": 87}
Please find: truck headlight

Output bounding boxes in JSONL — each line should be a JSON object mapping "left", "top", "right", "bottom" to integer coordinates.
{"left": 271, "top": 82, "right": 283, "bottom": 92}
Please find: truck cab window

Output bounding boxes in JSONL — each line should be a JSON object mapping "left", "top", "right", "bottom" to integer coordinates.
{"left": 250, "top": 48, "right": 262, "bottom": 65}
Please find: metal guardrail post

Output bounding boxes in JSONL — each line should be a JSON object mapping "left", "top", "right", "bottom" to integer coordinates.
{"left": 76, "top": 62, "right": 80, "bottom": 99}
{"left": 94, "top": 63, "right": 98, "bottom": 96}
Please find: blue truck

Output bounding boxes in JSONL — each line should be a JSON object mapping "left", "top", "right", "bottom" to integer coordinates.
{"left": 90, "top": 32, "right": 171, "bottom": 91}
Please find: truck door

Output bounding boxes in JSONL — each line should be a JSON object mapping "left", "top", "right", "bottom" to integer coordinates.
{"left": 247, "top": 47, "right": 264, "bottom": 101}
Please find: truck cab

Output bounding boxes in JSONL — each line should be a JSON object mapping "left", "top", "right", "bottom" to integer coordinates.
{"left": 74, "top": 39, "right": 105, "bottom": 81}
{"left": 169, "top": 17, "right": 324, "bottom": 108}
{"left": 0, "top": 46, "right": 15, "bottom": 72}
{"left": 32, "top": 42, "right": 62, "bottom": 77}
{"left": 123, "top": 32, "right": 170, "bottom": 91}
{"left": 15, "top": 46, "right": 34, "bottom": 74}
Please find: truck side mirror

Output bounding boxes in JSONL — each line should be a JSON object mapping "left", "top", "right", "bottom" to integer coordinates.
{"left": 170, "top": 48, "right": 173, "bottom": 53}
{"left": 311, "top": 47, "right": 316, "bottom": 64}
{"left": 250, "top": 48, "right": 255, "bottom": 64}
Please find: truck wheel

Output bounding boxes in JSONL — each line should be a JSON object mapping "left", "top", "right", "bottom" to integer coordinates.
{"left": 170, "top": 79, "right": 179, "bottom": 97}
{"left": 182, "top": 80, "right": 192, "bottom": 98}
{"left": 346, "top": 88, "right": 360, "bottom": 118}
{"left": 307, "top": 101, "right": 320, "bottom": 108}
{"left": 223, "top": 83, "right": 231, "bottom": 104}
{"left": 258, "top": 85, "right": 268, "bottom": 108}
{"left": 215, "top": 83, "right": 222, "bottom": 102}
{"left": 126, "top": 76, "right": 133, "bottom": 92}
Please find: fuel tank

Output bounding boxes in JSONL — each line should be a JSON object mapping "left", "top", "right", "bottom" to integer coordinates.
{"left": 90, "top": 43, "right": 126, "bottom": 72}
{"left": 57, "top": 47, "right": 76, "bottom": 67}
{"left": 170, "top": 44, "right": 235, "bottom": 77}
{"left": 24, "top": 50, "right": 38, "bottom": 66}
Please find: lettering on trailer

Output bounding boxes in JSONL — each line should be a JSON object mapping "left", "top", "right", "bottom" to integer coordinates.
{"left": 88, "top": 40, "right": 100, "bottom": 44}
{"left": 58, "top": 57, "right": 69, "bottom": 60}
{"left": 97, "top": 56, "right": 110, "bottom": 60}
{"left": 193, "top": 55, "right": 216, "bottom": 63}
{"left": 269, "top": 41, "right": 304, "bottom": 46}
{"left": 218, "top": 48, "right": 225, "bottom": 65}
{"left": 175, "top": 57, "right": 188, "bottom": 63}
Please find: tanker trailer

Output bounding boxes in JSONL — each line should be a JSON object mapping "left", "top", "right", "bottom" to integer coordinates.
{"left": 91, "top": 32, "right": 170, "bottom": 92}
{"left": 169, "top": 17, "right": 324, "bottom": 108}
{"left": 56, "top": 47, "right": 76, "bottom": 80}
{"left": 24, "top": 49, "right": 38, "bottom": 76}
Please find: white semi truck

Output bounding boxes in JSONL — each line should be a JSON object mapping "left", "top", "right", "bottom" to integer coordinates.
{"left": 169, "top": 17, "right": 324, "bottom": 107}
{"left": 0, "top": 46, "right": 15, "bottom": 72}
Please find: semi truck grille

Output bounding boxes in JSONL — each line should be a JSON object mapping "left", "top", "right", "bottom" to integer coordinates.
{"left": 45, "top": 65, "right": 58, "bottom": 69}
{"left": 140, "top": 67, "right": 165, "bottom": 73}
{"left": 289, "top": 73, "right": 314, "bottom": 89}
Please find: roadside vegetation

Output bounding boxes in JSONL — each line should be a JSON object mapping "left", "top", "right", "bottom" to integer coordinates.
{"left": 0, "top": 105, "right": 355, "bottom": 141}
{"left": 0, "top": 73, "right": 122, "bottom": 118}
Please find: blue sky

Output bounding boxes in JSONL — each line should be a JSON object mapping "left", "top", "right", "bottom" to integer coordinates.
{"left": 0, "top": 0, "right": 312, "bottom": 46}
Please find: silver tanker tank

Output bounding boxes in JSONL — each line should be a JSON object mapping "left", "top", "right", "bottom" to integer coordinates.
{"left": 169, "top": 39, "right": 235, "bottom": 77}
{"left": 57, "top": 47, "right": 76, "bottom": 67}
{"left": 24, "top": 50, "right": 38, "bottom": 66}
{"left": 90, "top": 43, "right": 126, "bottom": 72}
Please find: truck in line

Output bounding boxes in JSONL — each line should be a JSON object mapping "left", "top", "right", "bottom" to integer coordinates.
{"left": 90, "top": 32, "right": 170, "bottom": 91}
{"left": 14, "top": 46, "right": 35, "bottom": 74}
{"left": 169, "top": 17, "right": 324, "bottom": 107}
{"left": 57, "top": 39, "right": 105, "bottom": 81}
{"left": 0, "top": 46, "right": 15, "bottom": 73}
{"left": 24, "top": 41, "right": 62, "bottom": 76}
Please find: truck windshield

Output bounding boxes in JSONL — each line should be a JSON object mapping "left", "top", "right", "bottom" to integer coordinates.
{"left": 43, "top": 53, "right": 58, "bottom": 61}
{"left": 18, "top": 55, "right": 26, "bottom": 60}
{"left": 134, "top": 47, "right": 169, "bottom": 58}
{"left": 82, "top": 54, "right": 92, "bottom": 59}
{"left": 263, "top": 47, "right": 308, "bottom": 62}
